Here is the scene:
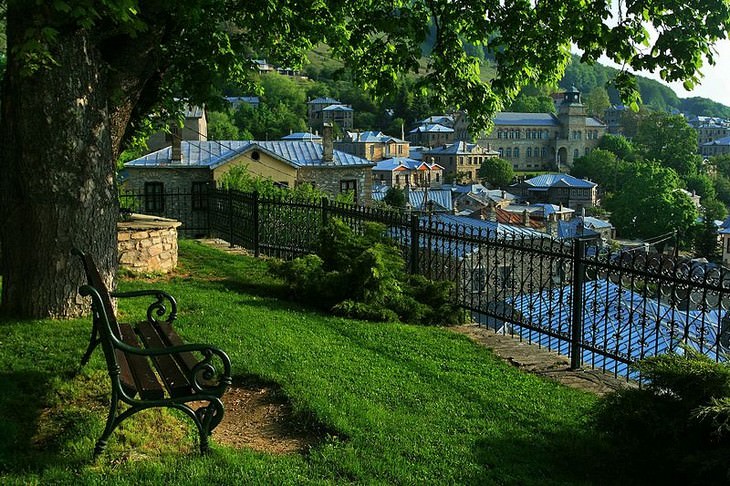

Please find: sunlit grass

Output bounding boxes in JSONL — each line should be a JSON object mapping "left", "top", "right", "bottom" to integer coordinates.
{"left": 0, "top": 240, "right": 612, "bottom": 484}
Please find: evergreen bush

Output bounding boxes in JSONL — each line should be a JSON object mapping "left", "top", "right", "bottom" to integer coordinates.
{"left": 271, "top": 217, "right": 463, "bottom": 326}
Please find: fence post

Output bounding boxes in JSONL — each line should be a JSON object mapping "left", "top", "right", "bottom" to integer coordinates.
{"left": 321, "top": 197, "right": 329, "bottom": 228}
{"left": 252, "top": 191, "right": 260, "bottom": 258}
{"left": 409, "top": 213, "right": 420, "bottom": 275}
{"left": 570, "top": 238, "right": 586, "bottom": 370}
{"left": 228, "top": 189, "right": 234, "bottom": 248}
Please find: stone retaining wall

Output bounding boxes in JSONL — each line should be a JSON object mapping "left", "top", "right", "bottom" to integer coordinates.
{"left": 118, "top": 214, "right": 181, "bottom": 273}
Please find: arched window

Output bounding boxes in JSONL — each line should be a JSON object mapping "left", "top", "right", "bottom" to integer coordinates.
{"left": 514, "top": 147, "right": 520, "bottom": 157}
{"left": 535, "top": 147, "right": 541, "bottom": 157}
{"left": 574, "top": 149, "right": 579, "bottom": 158}
{"left": 542, "top": 147, "right": 547, "bottom": 157}
{"left": 527, "top": 147, "right": 532, "bottom": 157}
{"left": 506, "top": 148, "right": 512, "bottom": 157}
{"left": 498, "top": 147, "right": 504, "bottom": 157}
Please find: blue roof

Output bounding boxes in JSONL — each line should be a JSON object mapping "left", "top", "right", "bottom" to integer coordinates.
{"left": 434, "top": 214, "right": 550, "bottom": 239}
{"left": 308, "top": 97, "right": 341, "bottom": 105}
{"left": 494, "top": 113, "right": 560, "bottom": 126}
{"left": 373, "top": 157, "right": 433, "bottom": 171}
{"left": 408, "top": 189, "right": 453, "bottom": 211}
{"left": 427, "top": 141, "right": 482, "bottom": 155}
{"left": 586, "top": 117, "right": 607, "bottom": 127}
{"left": 557, "top": 219, "right": 600, "bottom": 239}
{"left": 509, "top": 280, "right": 724, "bottom": 377}
{"left": 703, "top": 136, "right": 730, "bottom": 147}
{"left": 281, "top": 132, "right": 322, "bottom": 141}
{"left": 418, "top": 115, "right": 455, "bottom": 126}
{"left": 322, "top": 104, "right": 353, "bottom": 112}
{"left": 125, "top": 140, "right": 373, "bottom": 169}
{"left": 348, "top": 130, "right": 404, "bottom": 143}
{"left": 410, "top": 123, "right": 454, "bottom": 134}
{"left": 522, "top": 173, "right": 596, "bottom": 189}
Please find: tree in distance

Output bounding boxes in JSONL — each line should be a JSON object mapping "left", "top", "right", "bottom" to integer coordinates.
{"left": 1, "top": 0, "right": 729, "bottom": 317}
{"left": 478, "top": 157, "right": 514, "bottom": 188}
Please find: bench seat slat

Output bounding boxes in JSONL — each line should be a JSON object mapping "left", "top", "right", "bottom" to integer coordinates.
{"left": 154, "top": 322, "right": 200, "bottom": 374}
{"left": 137, "top": 321, "right": 192, "bottom": 397}
{"left": 118, "top": 323, "right": 164, "bottom": 400}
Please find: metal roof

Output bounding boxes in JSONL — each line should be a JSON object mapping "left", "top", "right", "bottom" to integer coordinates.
{"left": 433, "top": 214, "right": 550, "bottom": 239}
{"left": 494, "top": 112, "right": 560, "bottom": 126}
{"left": 409, "top": 189, "right": 453, "bottom": 211}
{"left": 308, "top": 97, "right": 341, "bottom": 105}
{"left": 373, "top": 157, "right": 438, "bottom": 172}
{"left": 409, "top": 123, "right": 454, "bottom": 134}
{"left": 281, "top": 132, "right": 322, "bottom": 141}
{"left": 426, "top": 141, "right": 482, "bottom": 155}
{"left": 703, "top": 136, "right": 730, "bottom": 147}
{"left": 322, "top": 104, "right": 353, "bottom": 112}
{"left": 509, "top": 280, "right": 724, "bottom": 377}
{"left": 522, "top": 173, "right": 597, "bottom": 189}
{"left": 125, "top": 140, "right": 374, "bottom": 169}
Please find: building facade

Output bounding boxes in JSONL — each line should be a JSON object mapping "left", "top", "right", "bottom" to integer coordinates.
{"left": 477, "top": 88, "right": 606, "bottom": 171}
{"left": 307, "top": 97, "right": 353, "bottom": 131}
{"left": 407, "top": 123, "right": 455, "bottom": 148}
{"left": 335, "top": 131, "right": 410, "bottom": 162}
{"left": 510, "top": 173, "right": 598, "bottom": 211}
{"left": 426, "top": 141, "right": 498, "bottom": 183}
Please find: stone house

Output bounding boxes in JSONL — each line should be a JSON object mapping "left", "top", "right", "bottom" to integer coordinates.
{"left": 335, "top": 130, "right": 410, "bottom": 162}
{"left": 477, "top": 87, "right": 607, "bottom": 170}
{"left": 426, "top": 141, "right": 499, "bottom": 183}
{"left": 124, "top": 126, "right": 374, "bottom": 231}
{"left": 510, "top": 173, "right": 598, "bottom": 211}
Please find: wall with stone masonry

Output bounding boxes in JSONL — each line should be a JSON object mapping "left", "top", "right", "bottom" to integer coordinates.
{"left": 117, "top": 214, "right": 181, "bottom": 273}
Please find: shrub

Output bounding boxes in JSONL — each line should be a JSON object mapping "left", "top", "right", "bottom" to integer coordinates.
{"left": 592, "top": 350, "right": 730, "bottom": 484}
{"left": 271, "top": 217, "right": 463, "bottom": 326}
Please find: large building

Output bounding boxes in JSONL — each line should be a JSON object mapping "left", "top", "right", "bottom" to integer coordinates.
{"left": 477, "top": 87, "right": 606, "bottom": 171}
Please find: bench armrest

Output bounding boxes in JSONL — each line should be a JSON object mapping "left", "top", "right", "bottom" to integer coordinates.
{"left": 111, "top": 290, "right": 178, "bottom": 324}
{"left": 115, "top": 339, "right": 233, "bottom": 393}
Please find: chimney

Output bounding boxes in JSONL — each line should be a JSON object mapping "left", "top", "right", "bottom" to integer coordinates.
{"left": 523, "top": 209, "right": 530, "bottom": 226}
{"left": 322, "top": 123, "right": 334, "bottom": 163}
{"left": 171, "top": 125, "right": 183, "bottom": 163}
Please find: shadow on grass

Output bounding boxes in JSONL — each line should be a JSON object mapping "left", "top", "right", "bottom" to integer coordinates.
{"left": 0, "top": 370, "right": 92, "bottom": 474}
{"left": 471, "top": 427, "right": 616, "bottom": 485}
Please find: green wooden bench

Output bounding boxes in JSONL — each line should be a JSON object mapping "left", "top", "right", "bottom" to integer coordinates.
{"left": 74, "top": 249, "right": 232, "bottom": 456}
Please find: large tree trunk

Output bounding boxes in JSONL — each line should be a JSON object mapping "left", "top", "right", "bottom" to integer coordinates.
{"left": 0, "top": 24, "right": 118, "bottom": 318}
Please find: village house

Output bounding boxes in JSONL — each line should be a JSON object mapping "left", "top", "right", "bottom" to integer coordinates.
{"left": 510, "top": 173, "right": 598, "bottom": 211}
{"left": 372, "top": 157, "right": 444, "bottom": 189}
{"left": 701, "top": 135, "right": 730, "bottom": 157}
{"left": 426, "top": 141, "right": 499, "bottom": 183}
{"left": 307, "top": 97, "right": 354, "bottom": 131}
{"left": 407, "top": 123, "right": 455, "bottom": 148}
{"left": 335, "top": 130, "right": 410, "bottom": 162}
{"left": 476, "top": 87, "right": 606, "bottom": 170}
{"left": 124, "top": 125, "right": 374, "bottom": 231}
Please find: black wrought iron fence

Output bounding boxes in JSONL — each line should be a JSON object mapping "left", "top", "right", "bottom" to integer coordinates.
{"left": 125, "top": 187, "right": 730, "bottom": 379}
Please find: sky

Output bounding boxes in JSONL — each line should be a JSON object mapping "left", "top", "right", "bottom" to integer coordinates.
{"left": 637, "top": 38, "right": 730, "bottom": 107}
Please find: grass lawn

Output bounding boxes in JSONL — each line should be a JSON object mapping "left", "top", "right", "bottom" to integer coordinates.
{"left": 0, "top": 240, "right": 615, "bottom": 485}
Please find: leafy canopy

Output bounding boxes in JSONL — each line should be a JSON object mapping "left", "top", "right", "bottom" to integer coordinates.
{"left": 8, "top": 0, "right": 729, "bottom": 134}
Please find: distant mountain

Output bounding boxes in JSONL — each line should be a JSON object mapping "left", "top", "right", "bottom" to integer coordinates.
{"left": 560, "top": 55, "right": 730, "bottom": 118}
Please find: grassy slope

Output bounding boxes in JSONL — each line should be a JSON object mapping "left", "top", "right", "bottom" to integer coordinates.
{"left": 0, "top": 240, "right": 609, "bottom": 485}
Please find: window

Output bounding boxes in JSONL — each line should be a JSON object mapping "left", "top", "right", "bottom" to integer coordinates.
{"left": 498, "top": 148, "right": 504, "bottom": 157}
{"left": 514, "top": 147, "right": 520, "bottom": 157}
{"left": 144, "top": 182, "right": 164, "bottom": 213}
{"left": 191, "top": 182, "right": 208, "bottom": 211}
{"left": 542, "top": 147, "right": 547, "bottom": 157}
{"left": 535, "top": 146, "right": 540, "bottom": 157}
{"left": 340, "top": 179, "right": 357, "bottom": 203}
{"left": 506, "top": 148, "right": 512, "bottom": 157}
{"left": 573, "top": 149, "right": 579, "bottom": 158}
{"left": 527, "top": 147, "right": 532, "bottom": 157}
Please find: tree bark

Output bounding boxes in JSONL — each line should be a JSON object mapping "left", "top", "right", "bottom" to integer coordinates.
{"left": 0, "top": 22, "right": 118, "bottom": 318}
